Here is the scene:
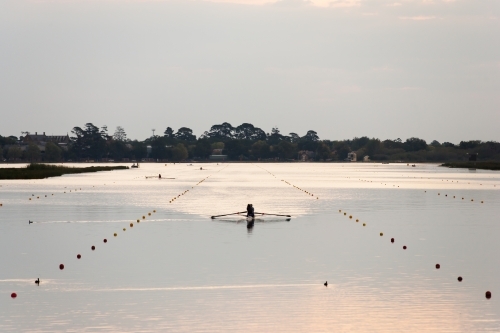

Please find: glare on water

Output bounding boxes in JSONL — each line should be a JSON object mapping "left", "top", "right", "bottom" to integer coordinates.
{"left": 0, "top": 163, "right": 499, "bottom": 332}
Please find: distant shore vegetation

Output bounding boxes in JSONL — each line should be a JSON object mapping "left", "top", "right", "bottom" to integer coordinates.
{"left": 0, "top": 163, "right": 129, "bottom": 179}
{"left": 441, "top": 162, "right": 500, "bottom": 171}
{"left": 1, "top": 122, "right": 499, "bottom": 163}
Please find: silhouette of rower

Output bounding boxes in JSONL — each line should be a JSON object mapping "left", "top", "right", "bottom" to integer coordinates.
{"left": 159, "top": 174, "right": 161, "bottom": 179}
{"left": 29, "top": 220, "right": 33, "bottom": 224}
{"left": 246, "top": 204, "right": 255, "bottom": 219}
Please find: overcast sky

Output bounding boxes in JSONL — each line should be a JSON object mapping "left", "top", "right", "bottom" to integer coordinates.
{"left": 1, "top": 0, "right": 498, "bottom": 143}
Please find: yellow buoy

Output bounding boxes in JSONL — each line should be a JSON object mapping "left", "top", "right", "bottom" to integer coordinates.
{"left": 130, "top": 223, "right": 133, "bottom": 227}
{"left": 380, "top": 232, "right": 383, "bottom": 236}
{"left": 153, "top": 210, "right": 156, "bottom": 213}
{"left": 142, "top": 216, "right": 145, "bottom": 219}
{"left": 349, "top": 215, "right": 352, "bottom": 219}
{"left": 344, "top": 213, "right": 346, "bottom": 216}
{"left": 363, "top": 223, "right": 366, "bottom": 226}
{"left": 339, "top": 210, "right": 341, "bottom": 212}
{"left": 137, "top": 219, "right": 140, "bottom": 222}
{"left": 114, "top": 233, "right": 117, "bottom": 237}
{"left": 356, "top": 219, "right": 359, "bottom": 222}
{"left": 123, "top": 228, "right": 126, "bottom": 231}
{"left": 148, "top": 213, "right": 151, "bottom": 216}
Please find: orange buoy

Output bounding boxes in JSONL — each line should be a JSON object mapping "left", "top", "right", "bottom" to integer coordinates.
{"left": 130, "top": 223, "right": 134, "bottom": 227}
{"left": 103, "top": 239, "right": 107, "bottom": 243}
{"left": 91, "top": 246, "right": 95, "bottom": 251}
{"left": 436, "top": 264, "right": 440, "bottom": 269}
{"left": 356, "top": 219, "right": 359, "bottom": 222}
{"left": 148, "top": 213, "right": 151, "bottom": 216}
{"left": 59, "top": 264, "right": 64, "bottom": 270}
{"left": 403, "top": 246, "right": 407, "bottom": 250}
{"left": 486, "top": 291, "right": 492, "bottom": 299}
{"left": 391, "top": 238, "right": 394, "bottom": 243}
{"left": 77, "top": 254, "right": 81, "bottom": 259}
{"left": 349, "top": 216, "right": 352, "bottom": 219}
{"left": 458, "top": 276, "right": 462, "bottom": 282}
{"left": 11, "top": 293, "right": 17, "bottom": 298}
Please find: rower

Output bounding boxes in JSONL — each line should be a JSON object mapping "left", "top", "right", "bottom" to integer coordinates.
{"left": 159, "top": 174, "right": 161, "bottom": 179}
{"left": 29, "top": 220, "right": 33, "bottom": 224}
{"left": 35, "top": 278, "right": 40, "bottom": 285}
{"left": 246, "top": 204, "right": 255, "bottom": 218}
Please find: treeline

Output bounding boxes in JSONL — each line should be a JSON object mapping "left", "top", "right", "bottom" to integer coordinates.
{"left": 1, "top": 122, "right": 500, "bottom": 162}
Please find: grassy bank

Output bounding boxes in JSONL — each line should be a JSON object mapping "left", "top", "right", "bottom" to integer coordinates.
{"left": 441, "top": 161, "right": 500, "bottom": 171}
{"left": 0, "top": 163, "right": 129, "bottom": 179}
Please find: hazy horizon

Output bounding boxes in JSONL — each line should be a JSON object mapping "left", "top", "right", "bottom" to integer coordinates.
{"left": 1, "top": 0, "right": 499, "bottom": 143}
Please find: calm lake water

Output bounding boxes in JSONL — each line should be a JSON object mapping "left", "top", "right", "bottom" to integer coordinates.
{"left": 1, "top": 162, "right": 499, "bottom": 332}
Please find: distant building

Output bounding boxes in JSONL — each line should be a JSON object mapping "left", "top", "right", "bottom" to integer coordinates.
{"left": 22, "top": 132, "right": 70, "bottom": 145}
{"left": 209, "top": 154, "right": 227, "bottom": 161}
{"left": 208, "top": 148, "right": 227, "bottom": 160}
{"left": 298, "top": 150, "right": 315, "bottom": 161}
{"left": 363, "top": 155, "right": 370, "bottom": 162}
{"left": 346, "top": 152, "right": 357, "bottom": 162}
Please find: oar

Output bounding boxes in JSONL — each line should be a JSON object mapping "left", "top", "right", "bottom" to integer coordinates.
{"left": 254, "top": 212, "right": 291, "bottom": 217}
{"left": 211, "top": 211, "right": 247, "bottom": 219}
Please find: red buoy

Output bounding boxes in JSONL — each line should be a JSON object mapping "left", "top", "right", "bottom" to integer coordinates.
{"left": 77, "top": 254, "right": 81, "bottom": 259}
{"left": 403, "top": 246, "right": 407, "bottom": 250}
{"left": 391, "top": 238, "right": 394, "bottom": 243}
{"left": 11, "top": 292, "right": 17, "bottom": 298}
{"left": 486, "top": 291, "right": 492, "bottom": 299}
{"left": 59, "top": 264, "right": 64, "bottom": 270}
{"left": 458, "top": 276, "right": 462, "bottom": 282}
{"left": 91, "top": 246, "right": 95, "bottom": 251}
{"left": 103, "top": 239, "right": 107, "bottom": 243}
{"left": 436, "top": 264, "right": 440, "bottom": 269}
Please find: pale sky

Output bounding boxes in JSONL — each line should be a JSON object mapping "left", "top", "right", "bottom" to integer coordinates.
{"left": 1, "top": 0, "right": 499, "bottom": 143}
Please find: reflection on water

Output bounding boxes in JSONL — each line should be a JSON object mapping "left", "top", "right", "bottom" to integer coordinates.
{"left": 0, "top": 163, "right": 499, "bottom": 332}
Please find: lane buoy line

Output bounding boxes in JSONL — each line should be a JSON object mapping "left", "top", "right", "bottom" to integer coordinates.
{"left": 53, "top": 208, "right": 159, "bottom": 274}
{"left": 349, "top": 173, "right": 498, "bottom": 190}
{"left": 347, "top": 176, "right": 488, "bottom": 204}
{"left": 253, "top": 164, "right": 319, "bottom": 199}
{"left": 169, "top": 164, "right": 230, "bottom": 204}
{"left": 337, "top": 205, "right": 490, "bottom": 299}
{"left": 27, "top": 187, "right": 84, "bottom": 201}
